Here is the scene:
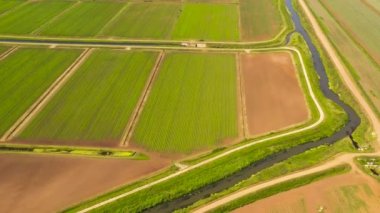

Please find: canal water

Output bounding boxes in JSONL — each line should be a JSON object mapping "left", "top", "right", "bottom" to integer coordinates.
{"left": 143, "top": 0, "right": 361, "bottom": 211}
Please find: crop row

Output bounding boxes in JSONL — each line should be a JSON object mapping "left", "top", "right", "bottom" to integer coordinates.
{"left": 0, "top": 0, "right": 282, "bottom": 41}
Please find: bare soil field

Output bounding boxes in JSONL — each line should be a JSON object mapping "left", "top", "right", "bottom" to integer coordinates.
{"left": 235, "top": 170, "right": 380, "bottom": 213}
{"left": 0, "top": 153, "right": 171, "bottom": 213}
{"left": 240, "top": 52, "right": 308, "bottom": 136}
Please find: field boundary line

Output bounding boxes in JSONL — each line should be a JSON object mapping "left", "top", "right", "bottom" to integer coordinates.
{"left": 0, "top": 1, "right": 29, "bottom": 18}
{"left": 77, "top": 47, "right": 325, "bottom": 213}
{"left": 0, "top": 46, "right": 18, "bottom": 60}
{"left": 236, "top": 53, "right": 248, "bottom": 138}
{"left": 120, "top": 51, "right": 165, "bottom": 146}
{"left": 0, "top": 48, "right": 92, "bottom": 142}
{"left": 30, "top": 1, "right": 82, "bottom": 36}
{"left": 96, "top": 2, "right": 130, "bottom": 36}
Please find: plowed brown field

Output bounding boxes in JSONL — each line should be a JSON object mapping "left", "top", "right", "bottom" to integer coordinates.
{"left": 0, "top": 153, "right": 171, "bottom": 213}
{"left": 240, "top": 52, "right": 309, "bottom": 136}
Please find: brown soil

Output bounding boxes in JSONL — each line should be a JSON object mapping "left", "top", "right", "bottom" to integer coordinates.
{"left": 235, "top": 171, "right": 380, "bottom": 213}
{"left": 240, "top": 52, "right": 309, "bottom": 136}
{"left": 0, "top": 153, "right": 171, "bottom": 213}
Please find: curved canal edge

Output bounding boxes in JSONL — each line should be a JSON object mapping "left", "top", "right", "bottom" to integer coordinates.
{"left": 142, "top": 0, "right": 361, "bottom": 212}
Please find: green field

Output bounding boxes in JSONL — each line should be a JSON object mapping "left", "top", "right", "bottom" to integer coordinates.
{"left": 320, "top": 0, "right": 380, "bottom": 64}
{"left": 0, "top": 1, "right": 73, "bottom": 34}
{"left": 306, "top": 0, "right": 380, "bottom": 116}
{"left": 0, "top": 46, "right": 9, "bottom": 54}
{"left": 172, "top": 3, "right": 240, "bottom": 41}
{"left": 100, "top": 3, "right": 181, "bottom": 39}
{"left": 0, "top": 0, "right": 24, "bottom": 15}
{"left": 19, "top": 50, "right": 158, "bottom": 146}
{"left": 0, "top": 47, "right": 82, "bottom": 136}
{"left": 240, "top": 0, "right": 283, "bottom": 41}
{"left": 132, "top": 52, "right": 238, "bottom": 153}
{"left": 39, "top": 1, "right": 124, "bottom": 37}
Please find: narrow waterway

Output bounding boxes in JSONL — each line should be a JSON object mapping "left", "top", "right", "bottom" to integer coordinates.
{"left": 143, "top": 0, "right": 361, "bottom": 212}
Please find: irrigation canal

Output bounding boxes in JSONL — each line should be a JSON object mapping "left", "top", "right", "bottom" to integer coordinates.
{"left": 143, "top": 0, "right": 361, "bottom": 212}
{"left": 0, "top": 0, "right": 361, "bottom": 212}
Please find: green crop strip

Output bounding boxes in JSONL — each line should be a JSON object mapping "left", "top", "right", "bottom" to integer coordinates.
{"left": 0, "top": 47, "right": 82, "bottom": 136}
{"left": 99, "top": 3, "right": 181, "bottom": 40}
{"left": 132, "top": 52, "right": 238, "bottom": 153}
{"left": 39, "top": 1, "right": 124, "bottom": 37}
{"left": 19, "top": 49, "right": 158, "bottom": 146}
{"left": 0, "top": 0, "right": 24, "bottom": 15}
{"left": 172, "top": 3, "right": 240, "bottom": 41}
{"left": 0, "top": 1, "right": 73, "bottom": 34}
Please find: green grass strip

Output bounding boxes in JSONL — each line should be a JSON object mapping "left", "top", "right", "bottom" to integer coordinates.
{"left": 208, "top": 164, "right": 351, "bottom": 212}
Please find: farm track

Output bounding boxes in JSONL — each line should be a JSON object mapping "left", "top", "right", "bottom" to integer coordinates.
{"left": 0, "top": 48, "right": 92, "bottom": 142}
{"left": 193, "top": 151, "right": 380, "bottom": 212}
{"left": 0, "top": 46, "right": 18, "bottom": 60}
{"left": 236, "top": 53, "right": 248, "bottom": 138}
{"left": 120, "top": 51, "right": 165, "bottom": 146}
{"left": 76, "top": 46, "right": 326, "bottom": 213}
{"left": 0, "top": 0, "right": 377, "bottom": 211}
{"left": 298, "top": 0, "right": 380, "bottom": 146}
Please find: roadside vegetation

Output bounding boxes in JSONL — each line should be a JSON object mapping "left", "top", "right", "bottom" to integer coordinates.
{"left": 355, "top": 156, "right": 380, "bottom": 181}
{"left": 65, "top": 40, "right": 350, "bottom": 212}
{"left": 0, "top": 47, "right": 82, "bottom": 136}
{"left": 292, "top": 0, "right": 375, "bottom": 147}
{"left": 305, "top": 0, "right": 380, "bottom": 117}
{"left": 207, "top": 164, "right": 351, "bottom": 213}
{"left": 132, "top": 52, "right": 238, "bottom": 153}
{"left": 19, "top": 50, "right": 158, "bottom": 146}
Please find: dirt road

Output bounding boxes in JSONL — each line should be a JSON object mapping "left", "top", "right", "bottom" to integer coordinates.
{"left": 298, "top": 0, "right": 380, "bottom": 148}
{"left": 193, "top": 152, "right": 379, "bottom": 213}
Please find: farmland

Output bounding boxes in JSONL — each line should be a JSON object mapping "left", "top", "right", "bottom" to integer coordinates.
{"left": 0, "top": 0, "right": 377, "bottom": 212}
{"left": 0, "top": 153, "right": 171, "bottom": 213}
{"left": 172, "top": 3, "right": 240, "bottom": 41}
{"left": 240, "top": 0, "right": 283, "bottom": 41}
{"left": 132, "top": 52, "right": 238, "bottom": 153}
{"left": 305, "top": 0, "right": 380, "bottom": 116}
{"left": 319, "top": 0, "right": 380, "bottom": 64}
{"left": 38, "top": 1, "right": 124, "bottom": 37}
{"left": 240, "top": 52, "right": 308, "bottom": 136}
{"left": 0, "top": 1, "right": 287, "bottom": 42}
{"left": 0, "top": 1, "right": 73, "bottom": 34}
{"left": 234, "top": 170, "right": 380, "bottom": 213}
{"left": 0, "top": 47, "right": 82, "bottom": 137}
{"left": 99, "top": 3, "right": 181, "bottom": 39}
{"left": 19, "top": 50, "right": 158, "bottom": 147}
{"left": 0, "top": 0, "right": 24, "bottom": 15}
